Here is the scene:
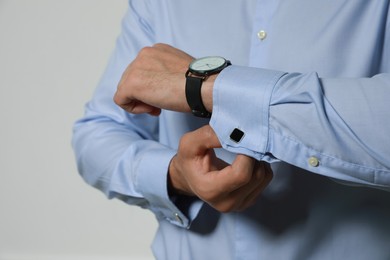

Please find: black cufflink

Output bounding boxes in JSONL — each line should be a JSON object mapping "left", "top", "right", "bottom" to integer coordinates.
{"left": 230, "top": 128, "right": 245, "bottom": 143}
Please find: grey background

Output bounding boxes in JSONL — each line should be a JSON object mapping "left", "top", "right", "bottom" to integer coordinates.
{"left": 0, "top": 1, "right": 156, "bottom": 259}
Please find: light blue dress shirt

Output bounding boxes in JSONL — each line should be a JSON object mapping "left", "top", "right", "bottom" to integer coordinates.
{"left": 72, "top": 1, "right": 390, "bottom": 259}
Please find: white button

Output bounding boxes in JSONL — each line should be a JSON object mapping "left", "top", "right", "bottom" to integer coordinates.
{"left": 174, "top": 213, "right": 183, "bottom": 225}
{"left": 257, "top": 30, "right": 267, "bottom": 40}
{"left": 308, "top": 156, "right": 320, "bottom": 167}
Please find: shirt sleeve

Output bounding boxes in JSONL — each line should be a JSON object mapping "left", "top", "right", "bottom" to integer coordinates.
{"left": 210, "top": 65, "right": 390, "bottom": 191}
{"left": 72, "top": 1, "right": 200, "bottom": 228}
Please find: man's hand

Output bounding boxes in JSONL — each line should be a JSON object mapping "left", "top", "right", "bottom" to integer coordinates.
{"left": 169, "top": 125, "right": 273, "bottom": 213}
{"left": 114, "top": 43, "right": 210, "bottom": 116}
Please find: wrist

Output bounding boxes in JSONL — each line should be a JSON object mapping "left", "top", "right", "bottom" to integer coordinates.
{"left": 202, "top": 74, "right": 217, "bottom": 113}
{"left": 168, "top": 156, "right": 194, "bottom": 197}
{"left": 185, "top": 56, "right": 230, "bottom": 118}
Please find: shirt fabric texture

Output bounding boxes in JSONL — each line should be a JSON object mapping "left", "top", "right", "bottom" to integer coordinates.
{"left": 72, "top": 1, "right": 390, "bottom": 259}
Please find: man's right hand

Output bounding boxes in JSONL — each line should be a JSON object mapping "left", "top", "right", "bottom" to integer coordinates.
{"left": 168, "top": 125, "right": 273, "bottom": 213}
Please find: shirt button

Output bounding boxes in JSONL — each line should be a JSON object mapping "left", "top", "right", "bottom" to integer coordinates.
{"left": 257, "top": 30, "right": 267, "bottom": 40}
{"left": 174, "top": 213, "right": 183, "bottom": 225}
{"left": 308, "top": 156, "right": 320, "bottom": 167}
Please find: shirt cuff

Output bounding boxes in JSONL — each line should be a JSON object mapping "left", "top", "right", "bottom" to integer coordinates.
{"left": 136, "top": 143, "right": 203, "bottom": 228}
{"left": 210, "top": 65, "right": 286, "bottom": 160}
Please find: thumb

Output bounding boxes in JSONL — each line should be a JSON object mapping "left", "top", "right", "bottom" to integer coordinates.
{"left": 180, "top": 125, "right": 222, "bottom": 157}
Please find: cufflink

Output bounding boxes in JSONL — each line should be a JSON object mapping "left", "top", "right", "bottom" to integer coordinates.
{"left": 230, "top": 128, "right": 245, "bottom": 143}
{"left": 174, "top": 212, "right": 184, "bottom": 225}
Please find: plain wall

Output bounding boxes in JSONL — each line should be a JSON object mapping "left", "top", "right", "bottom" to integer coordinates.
{"left": 0, "top": 0, "right": 157, "bottom": 259}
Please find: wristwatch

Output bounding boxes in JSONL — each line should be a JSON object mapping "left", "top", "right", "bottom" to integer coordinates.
{"left": 185, "top": 56, "right": 231, "bottom": 118}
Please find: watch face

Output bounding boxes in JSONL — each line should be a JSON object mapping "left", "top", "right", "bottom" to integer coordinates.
{"left": 189, "top": 56, "right": 227, "bottom": 74}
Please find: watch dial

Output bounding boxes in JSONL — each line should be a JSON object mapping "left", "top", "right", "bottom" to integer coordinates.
{"left": 190, "top": 56, "right": 226, "bottom": 72}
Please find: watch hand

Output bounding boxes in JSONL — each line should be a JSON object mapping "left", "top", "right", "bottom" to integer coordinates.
{"left": 197, "top": 64, "right": 210, "bottom": 69}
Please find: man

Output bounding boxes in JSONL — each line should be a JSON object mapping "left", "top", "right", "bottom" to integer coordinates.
{"left": 73, "top": 1, "right": 390, "bottom": 259}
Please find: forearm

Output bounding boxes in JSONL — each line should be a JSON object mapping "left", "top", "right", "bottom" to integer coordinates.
{"left": 211, "top": 66, "right": 390, "bottom": 190}
{"left": 72, "top": 107, "right": 158, "bottom": 202}
{"left": 73, "top": 108, "right": 203, "bottom": 227}
{"left": 72, "top": 2, "right": 204, "bottom": 227}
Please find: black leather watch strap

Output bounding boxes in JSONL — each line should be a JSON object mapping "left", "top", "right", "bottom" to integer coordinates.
{"left": 185, "top": 76, "right": 211, "bottom": 118}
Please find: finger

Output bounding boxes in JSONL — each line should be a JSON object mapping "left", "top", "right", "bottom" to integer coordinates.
{"left": 180, "top": 125, "right": 222, "bottom": 157}
{"left": 213, "top": 155, "right": 255, "bottom": 192}
{"left": 130, "top": 103, "right": 161, "bottom": 116}
{"left": 230, "top": 155, "right": 256, "bottom": 176}
{"left": 210, "top": 154, "right": 230, "bottom": 171}
{"left": 208, "top": 175, "right": 264, "bottom": 213}
{"left": 116, "top": 98, "right": 161, "bottom": 116}
{"left": 235, "top": 163, "right": 273, "bottom": 211}
{"left": 148, "top": 107, "right": 162, "bottom": 116}
{"left": 213, "top": 162, "right": 273, "bottom": 212}
{"left": 263, "top": 162, "right": 274, "bottom": 184}
{"left": 222, "top": 162, "right": 266, "bottom": 211}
